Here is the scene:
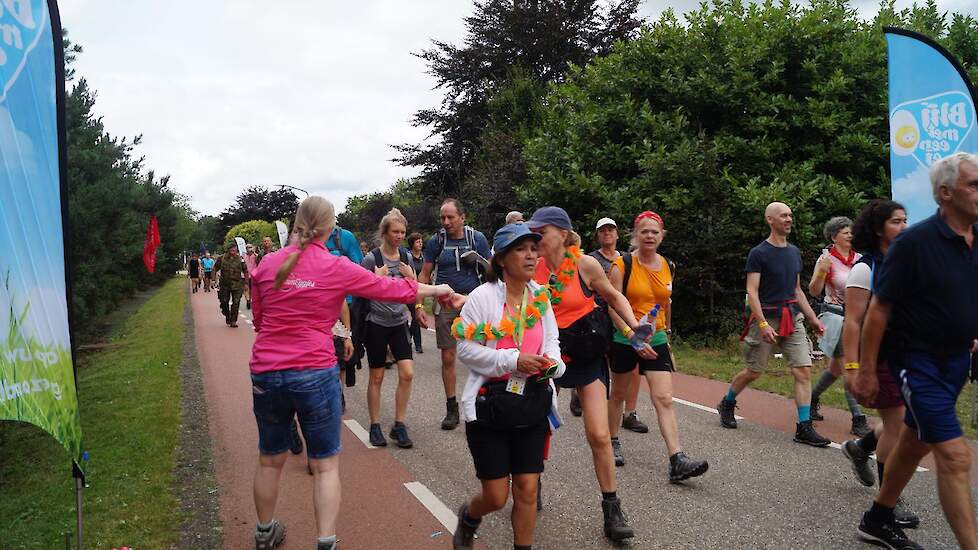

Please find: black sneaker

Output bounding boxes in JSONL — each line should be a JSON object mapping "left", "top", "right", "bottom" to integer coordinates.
{"left": 622, "top": 412, "right": 650, "bottom": 433}
{"left": 255, "top": 519, "right": 286, "bottom": 550}
{"left": 389, "top": 423, "right": 414, "bottom": 448}
{"left": 858, "top": 512, "right": 923, "bottom": 549}
{"left": 290, "top": 420, "right": 304, "bottom": 455}
{"left": 415, "top": 346, "right": 424, "bottom": 354}
{"left": 669, "top": 451, "right": 709, "bottom": 483}
{"left": 368, "top": 423, "right": 387, "bottom": 447}
{"left": 569, "top": 389, "right": 583, "bottom": 417}
{"left": 894, "top": 498, "right": 920, "bottom": 530}
{"left": 316, "top": 538, "right": 337, "bottom": 550}
{"left": 811, "top": 396, "right": 824, "bottom": 421}
{"left": 441, "top": 400, "right": 460, "bottom": 430}
{"left": 794, "top": 421, "right": 831, "bottom": 447}
{"left": 841, "top": 439, "right": 875, "bottom": 487}
{"left": 453, "top": 504, "right": 479, "bottom": 550}
{"left": 601, "top": 497, "right": 635, "bottom": 542}
{"left": 851, "top": 414, "right": 872, "bottom": 437}
{"left": 718, "top": 398, "right": 738, "bottom": 429}
{"left": 611, "top": 438, "right": 625, "bottom": 467}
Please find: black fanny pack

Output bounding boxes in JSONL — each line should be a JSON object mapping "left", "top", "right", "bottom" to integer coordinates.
{"left": 558, "top": 308, "right": 612, "bottom": 362}
{"left": 475, "top": 378, "right": 552, "bottom": 429}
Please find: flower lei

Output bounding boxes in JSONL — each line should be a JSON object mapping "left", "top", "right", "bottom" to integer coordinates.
{"left": 452, "top": 288, "right": 551, "bottom": 342}
{"left": 545, "top": 246, "right": 582, "bottom": 306}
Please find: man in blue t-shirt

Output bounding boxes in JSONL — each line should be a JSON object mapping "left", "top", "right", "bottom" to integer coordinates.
{"left": 201, "top": 252, "right": 216, "bottom": 293}
{"left": 854, "top": 153, "right": 978, "bottom": 549}
{"left": 417, "top": 198, "right": 491, "bottom": 430}
{"left": 717, "top": 202, "right": 827, "bottom": 447}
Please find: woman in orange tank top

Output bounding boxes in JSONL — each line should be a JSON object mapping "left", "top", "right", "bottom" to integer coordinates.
{"left": 527, "top": 206, "right": 653, "bottom": 543}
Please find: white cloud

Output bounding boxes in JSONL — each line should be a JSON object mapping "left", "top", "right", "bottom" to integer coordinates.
{"left": 58, "top": 1, "right": 978, "bottom": 217}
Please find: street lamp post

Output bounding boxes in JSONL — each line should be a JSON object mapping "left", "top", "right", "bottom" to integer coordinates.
{"left": 277, "top": 184, "right": 309, "bottom": 197}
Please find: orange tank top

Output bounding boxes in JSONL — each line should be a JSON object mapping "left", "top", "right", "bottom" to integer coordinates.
{"left": 534, "top": 250, "right": 595, "bottom": 329}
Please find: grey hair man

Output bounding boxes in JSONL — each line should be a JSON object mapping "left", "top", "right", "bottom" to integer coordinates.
{"left": 855, "top": 152, "right": 978, "bottom": 549}
{"left": 505, "top": 211, "right": 525, "bottom": 225}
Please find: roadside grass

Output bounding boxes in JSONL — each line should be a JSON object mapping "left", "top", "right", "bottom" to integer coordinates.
{"left": 673, "top": 339, "right": 978, "bottom": 439}
{"left": 0, "top": 278, "right": 186, "bottom": 548}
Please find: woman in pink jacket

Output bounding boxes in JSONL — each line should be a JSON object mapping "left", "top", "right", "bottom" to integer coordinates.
{"left": 247, "top": 196, "right": 452, "bottom": 550}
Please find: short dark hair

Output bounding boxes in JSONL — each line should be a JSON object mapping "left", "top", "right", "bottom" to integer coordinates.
{"left": 851, "top": 199, "right": 906, "bottom": 255}
{"left": 407, "top": 232, "right": 423, "bottom": 248}
{"left": 442, "top": 198, "right": 465, "bottom": 216}
{"left": 485, "top": 250, "right": 506, "bottom": 283}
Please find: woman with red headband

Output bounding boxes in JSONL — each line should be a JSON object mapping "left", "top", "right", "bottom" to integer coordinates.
{"left": 607, "top": 211, "right": 709, "bottom": 482}
{"left": 527, "top": 206, "right": 654, "bottom": 543}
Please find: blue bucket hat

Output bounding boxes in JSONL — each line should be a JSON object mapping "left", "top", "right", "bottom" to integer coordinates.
{"left": 493, "top": 223, "right": 541, "bottom": 253}
{"left": 527, "top": 206, "right": 572, "bottom": 231}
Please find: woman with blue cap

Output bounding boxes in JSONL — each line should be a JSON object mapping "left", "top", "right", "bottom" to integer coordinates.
{"left": 450, "top": 223, "right": 566, "bottom": 550}
{"left": 528, "top": 206, "right": 654, "bottom": 543}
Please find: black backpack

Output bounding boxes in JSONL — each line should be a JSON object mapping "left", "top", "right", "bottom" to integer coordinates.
{"left": 351, "top": 247, "right": 413, "bottom": 346}
{"left": 434, "top": 226, "right": 485, "bottom": 283}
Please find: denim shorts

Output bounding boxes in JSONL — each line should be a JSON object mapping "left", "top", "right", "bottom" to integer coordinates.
{"left": 893, "top": 351, "right": 970, "bottom": 444}
{"left": 251, "top": 367, "right": 342, "bottom": 458}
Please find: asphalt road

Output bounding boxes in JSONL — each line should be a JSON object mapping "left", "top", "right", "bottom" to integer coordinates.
{"left": 192, "top": 286, "right": 974, "bottom": 549}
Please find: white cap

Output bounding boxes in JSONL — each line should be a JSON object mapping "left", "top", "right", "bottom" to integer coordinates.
{"left": 595, "top": 217, "right": 617, "bottom": 230}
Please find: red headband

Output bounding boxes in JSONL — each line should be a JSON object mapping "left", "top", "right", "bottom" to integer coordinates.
{"left": 634, "top": 211, "right": 664, "bottom": 229}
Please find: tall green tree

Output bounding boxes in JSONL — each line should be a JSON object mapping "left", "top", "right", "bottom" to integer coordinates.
{"left": 522, "top": 0, "right": 978, "bottom": 341}
{"left": 216, "top": 186, "right": 298, "bottom": 244}
{"left": 393, "top": 0, "right": 642, "bottom": 221}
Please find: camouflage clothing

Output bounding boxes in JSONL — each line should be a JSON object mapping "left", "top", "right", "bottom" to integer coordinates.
{"left": 214, "top": 253, "right": 248, "bottom": 290}
{"left": 215, "top": 252, "right": 248, "bottom": 325}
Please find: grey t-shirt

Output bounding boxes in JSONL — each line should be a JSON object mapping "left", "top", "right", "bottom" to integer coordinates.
{"left": 361, "top": 250, "right": 411, "bottom": 327}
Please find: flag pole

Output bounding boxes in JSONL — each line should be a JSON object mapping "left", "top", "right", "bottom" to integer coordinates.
{"left": 72, "top": 460, "right": 85, "bottom": 549}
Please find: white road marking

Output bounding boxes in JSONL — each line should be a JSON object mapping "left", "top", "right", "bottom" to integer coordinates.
{"left": 674, "top": 397, "right": 744, "bottom": 420}
{"left": 673, "top": 398, "right": 929, "bottom": 472}
{"left": 343, "top": 419, "right": 376, "bottom": 449}
{"left": 404, "top": 481, "right": 458, "bottom": 534}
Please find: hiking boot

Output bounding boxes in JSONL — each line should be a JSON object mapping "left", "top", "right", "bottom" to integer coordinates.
{"left": 611, "top": 437, "right": 625, "bottom": 467}
{"left": 601, "top": 497, "right": 635, "bottom": 542}
{"left": 794, "top": 421, "right": 831, "bottom": 447}
{"left": 894, "top": 498, "right": 921, "bottom": 530}
{"left": 622, "top": 412, "right": 649, "bottom": 433}
{"left": 811, "top": 396, "right": 824, "bottom": 421}
{"left": 254, "top": 519, "right": 286, "bottom": 550}
{"left": 289, "top": 420, "right": 303, "bottom": 455}
{"left": 669, "top": 452, "right": 709, "bottom": 483}
{"left": 851, "top": 414, "right": 872, "bottom": 437}
{"left": 569, "top": 389, "right": 583, "bottom": 417}
{"left": 230, "top": 322, "right": 239, "bottom": 328}
{"left": 415, "top": 345, "right": 424, "bottom": 354}
{"left": 717, "top": 398, "right": 738, "bottom": 429}
{"left": 841, "top": 439, "right": 875, "bottom": 487}
{"left": 389, "top": 422, "right": 414, "bottom": 449}
{"left": 368, "top": 423, "right": 387, "bottom": 447}
{"left": 857, "top": 512, "right": 923, "bottom": 549}
{"left": 316, "top": 538, "right": 338, "bottom": 550}
{"left": 441, "top": 400, "right": 460, "bottom": 430}
{"left": 453, "top": 504, "right": 479, "bottom": 550}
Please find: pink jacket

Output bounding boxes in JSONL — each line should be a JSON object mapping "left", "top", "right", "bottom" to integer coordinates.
{"left": 249, "top": 241, "right": 419, "bottom": 374}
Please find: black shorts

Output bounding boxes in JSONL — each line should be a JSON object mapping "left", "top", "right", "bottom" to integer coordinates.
{"left": 465, "top": 418, "right": 548, "bottom": 480}
{"left": 365, "top": 321, "right": 412, "bottom": 368}
{"left": 189, "top": 269, "right": 200, "bottom": 278}
{"left": 610, "top": 342, "right": 674, "bottom": 374}
{"left": 555, "top": 353, "right": 608, "bottom": 389}
{"left": 203, "top": 271, "right": 212, "bottom": 280}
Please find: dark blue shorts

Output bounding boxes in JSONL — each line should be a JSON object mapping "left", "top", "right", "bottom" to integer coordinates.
{"left": 251, "top": 367, "right": 342, "bottom": 458}
{"left": 892, "top": 351, "right": 970, "bottom": 444}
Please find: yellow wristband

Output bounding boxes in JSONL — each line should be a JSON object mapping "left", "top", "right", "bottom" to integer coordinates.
{"left": 415, "top": 304, "right": 424, "bottom": 310}
{"left": 814, "top": 271, "right": 827, "bottom": 280}
{"left": 623, "top": 327, "right": 634, "bottom": 338}
{"left": 758, "top": 321, "right": 770, "bottom": 329}
{"left": 844, "top": 362, "right": 860, "bottom": 371}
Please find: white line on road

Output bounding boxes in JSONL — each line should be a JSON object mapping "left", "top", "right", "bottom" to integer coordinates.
{"left": 674, "top": 397, "right": 744, "bottom": 420}
{"left": 404, "top": 481, "right": 458, "bottom": 535}
{"left": 343, "top": 419, "right": 376, "bottom": 449}
{"left": 673, "top": 398, "right": 929, "bottom": 472}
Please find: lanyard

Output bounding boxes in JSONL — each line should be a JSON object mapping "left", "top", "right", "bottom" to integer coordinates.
{"left": 510, "top": 287, "right": 529, "bottom": 348}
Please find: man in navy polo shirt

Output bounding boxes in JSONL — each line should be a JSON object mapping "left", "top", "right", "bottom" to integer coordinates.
{"left": 856, "top": 152, "right": 978, "bottom": 549}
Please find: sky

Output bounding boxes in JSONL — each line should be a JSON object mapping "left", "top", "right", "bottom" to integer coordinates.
{"left": 58, "top": 0, "right": 978, "bottom": 217}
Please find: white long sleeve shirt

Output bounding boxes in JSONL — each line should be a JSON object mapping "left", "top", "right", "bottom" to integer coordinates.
{"left": 456, "top": 279, "right": 566, "bottom": 423}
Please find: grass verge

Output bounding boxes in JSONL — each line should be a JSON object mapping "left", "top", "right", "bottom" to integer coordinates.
{"left": 0, "top": 278, "right": 186, "bottom": 548}
{"left": 673, "top": 339, "right": 978, "bottom": 439}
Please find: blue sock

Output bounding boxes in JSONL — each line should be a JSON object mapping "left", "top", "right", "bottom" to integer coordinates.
{"left": 724, "top": 388, "right": 738, "bottom": 403}
{"left": 798, "top": 405, "right": 811, "bottom": 423}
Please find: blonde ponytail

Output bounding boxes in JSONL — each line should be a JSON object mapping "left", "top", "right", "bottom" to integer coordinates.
{"left": 274, "top": 196, "right": 335, "bottom": 289}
